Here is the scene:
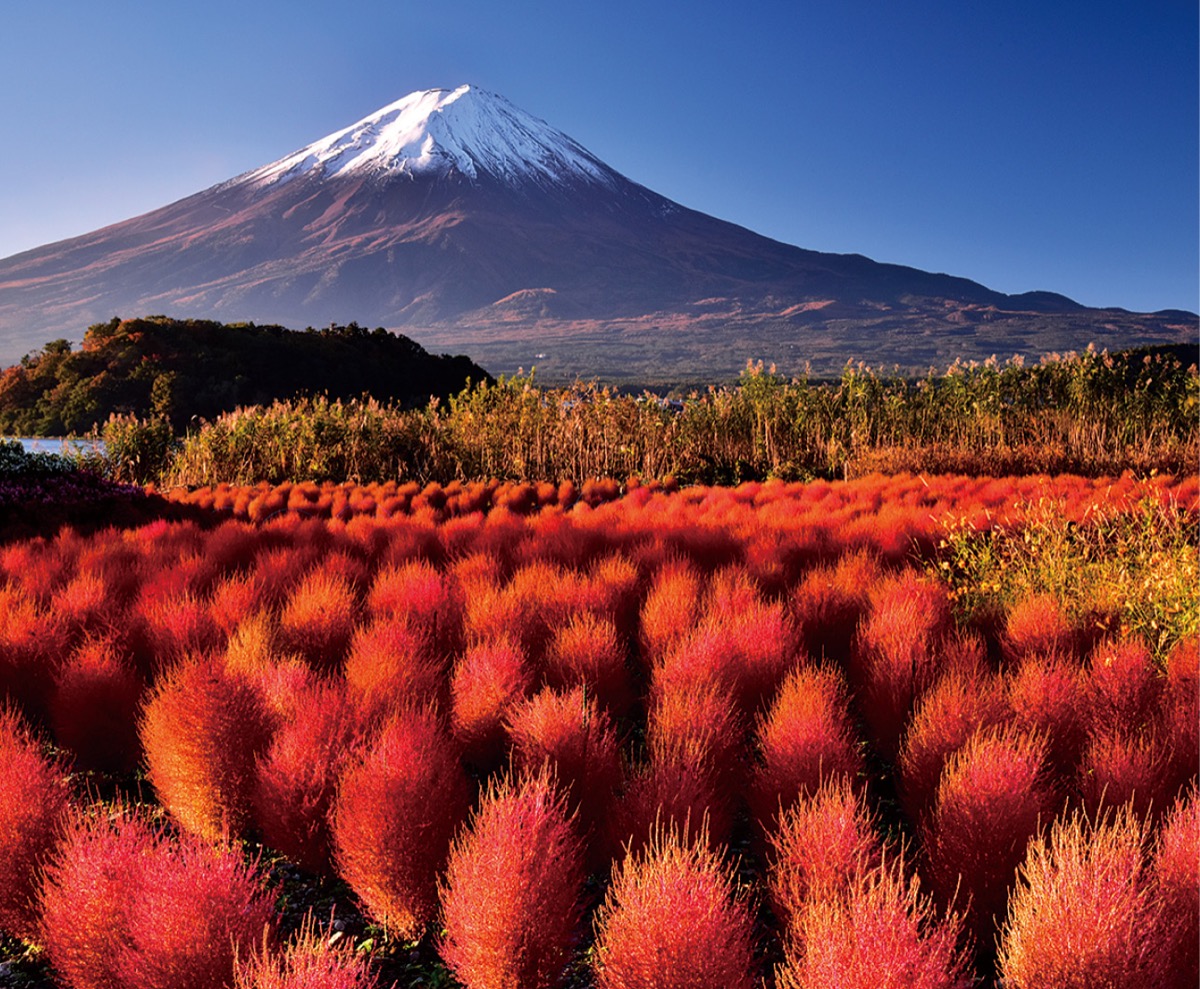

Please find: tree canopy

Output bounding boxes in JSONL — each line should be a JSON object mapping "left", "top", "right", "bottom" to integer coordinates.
{"left": 0, "top": 317, "right": 491, "bottom": 435}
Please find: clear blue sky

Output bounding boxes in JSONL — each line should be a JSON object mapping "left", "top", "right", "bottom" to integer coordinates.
{"left": 2, "top": 0, "right": 1196, "bottom": 313}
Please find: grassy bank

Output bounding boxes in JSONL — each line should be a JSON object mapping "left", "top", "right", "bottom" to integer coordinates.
{"left": 100, "top": 347, "right": 1197, "bottom": 486}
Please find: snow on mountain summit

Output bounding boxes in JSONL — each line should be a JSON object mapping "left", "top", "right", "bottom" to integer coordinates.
{"left": 245, "top": 85, "right": 616, "bottom": 189}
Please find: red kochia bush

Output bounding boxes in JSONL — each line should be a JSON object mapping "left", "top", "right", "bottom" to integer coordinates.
{"left": 750, "top": 665, "right": 863, "bottom": 835}
{"left": 0, "top": 708, "right": 70, "bottom": 940}
{"left": 698, "top": 567, "right": 798, "bottom": 708}
{"left": 790, "top": 551, "right": 878, "bottom": 668}
{"left": 897, "top": 666, "right": 1011, "bottom": 819}
{"left": 0, "top": 583, "right": 69, "bottom": 721}
{"left": 586, "top": 552, "right": 641, "bottom": 640}
{"left": 135, "top": 590, "right": 221, "bottom": 673}
{"left": 543, "top": 611, "right": 632, "bottom": 717}
{"left": 449, "top": 636, "right": 533, "bottom": 769}
{"left": 920, "top": 725, "right": 1059, "bottom": 947}
{"left": 776, "top": 856, "right": 971, "bottom": 989}
{"left": 51, "top": 571, "right": 111, "bottom": 636}
{"left": 50, "top": 635, "right": 144, "bottom": 773}
{"left": 1077, "top": 728, "right": 1170, "bottom": 821}
{"left": 1006, "top": 653, "right": 1088, "bottom": 780}
{"left": 254, "top": 545, "right": 318, "bottom": 605}
{"left": 1003, "top": 593, "right": 1077, "bottom": 661}
{"left": 613, "top": 755, "right": 729, "bottom": 861}
{"left": 1085, "top": 637, "right": 1161, "bottom": 734}
{"left": 333, "top": 708, "right": 472, "bottom": 939}
{"left": 1162, "top": 636, "right": 1199, "bottom": 795}
{"left": 40, "top": 808, "right": 159, "bottom": 989}
{"left": 344, "top": 618, "right": 445, "bottom": 718}
{"left": 277, "top": 569, "right": 357, "bottom": 670}
{"left": 253, "top": 679, "right": 366, "bottom": 874}
{"left": 118, "top": 837, "right": 275, "bottom": 989}
{"left": 140, "top": 654, "right": 273, "bottom": 841}
{"left": 40, "top": 807, "right": 274, "bottom": 989}
{"left": 851, "top": 574, "right": 952, "bottom": 760}
{"left": 652, "top": 595, "right": 796, "bottom": 721}
{"left": 507, "top": 686, "right": 623, "bottom": 865}
{"left": 997, "top": 804, "right": 1165, "bottom": 988}
{"left": 463, "top": 561, "right": 569, "bottom": 663}
{"left": 366, "top": 558, "right": 462, "bottom": 657}
{"left": 1152, "top": 790, "right": 1199, "bottom": 988}
{"left": 647, "top": 675, "right": 744, "bottom": 794}
{"left": 439, "top": 767, "right": 585, "bottom": 989}
{"left": 613, "top": 676, "right": 743, "bottom": 852}
{"left": 768, "top": 776, "right": 882, "bottom": 930}
{"left": 592, "top": 823, "right": 758, "bottom": 989}
{"left": 209, "top": 572, "right": 268, "bottom": 635}
{"left": 639, "top": 560, "right": 703, "bottom": 663}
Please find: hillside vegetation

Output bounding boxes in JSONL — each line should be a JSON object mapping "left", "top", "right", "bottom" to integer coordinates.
{"left": 0, "top": 316, "right": 490, "bottom": 435}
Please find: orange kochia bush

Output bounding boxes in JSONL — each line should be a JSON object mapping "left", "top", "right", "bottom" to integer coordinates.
{"left": 140, "top": 655, "right": 273, "bottom": 842}
{"left": 439, "top": 767, "right": 585, "bottom": 989}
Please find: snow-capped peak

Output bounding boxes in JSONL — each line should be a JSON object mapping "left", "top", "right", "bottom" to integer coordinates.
{"left": 245, "top": 85, "right": 616, "bottom": 189}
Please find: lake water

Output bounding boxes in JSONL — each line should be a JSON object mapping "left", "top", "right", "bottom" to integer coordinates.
{"left": 11, "top": 437, "right": 107, "bottom": 456}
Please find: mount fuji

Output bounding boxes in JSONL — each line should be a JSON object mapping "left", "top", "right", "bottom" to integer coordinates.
{"left": 0, "top": 85, "right": 1192, "bottom": 379}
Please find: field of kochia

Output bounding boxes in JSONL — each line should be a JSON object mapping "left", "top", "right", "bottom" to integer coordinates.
{"left": 0, "top": 471, "right": 1196, "bottom": 988}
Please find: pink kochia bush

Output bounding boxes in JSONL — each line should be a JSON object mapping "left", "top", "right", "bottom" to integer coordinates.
{"left": 40, "top": 806, "right": 274, "bottom": 989}
{"left": 997, "top": 804, "right": 1166, "bottom": 988}
{"left": 333, "top": 708, "right": 472, "bottom": 939}
{"left": 591, "top": 823, "right": 758, "bottom": 989}
{"left": 1152, "top": 790, "right": 1199, "bottom": 988}
{"left": 439, "top": 767, "right": 585, "bottom": 989}
{"left": 919, "top": 724, "right": 1059, "bottom": 946}
{"left": 777, "top": 856, "right": 971, "bottom": 989}
{"left": 0, "top": 708, "right": 70, "bottom": 940}
{"left": 768, "top": 776, "right": 883, "bottom": 930}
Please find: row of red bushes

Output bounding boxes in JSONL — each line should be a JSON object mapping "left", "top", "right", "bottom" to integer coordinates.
{"left": 0, "top": 473, "right": 1196, "bottom": 987}
{"left": 155, "top": 469, "right": 1197, "bottom": 531}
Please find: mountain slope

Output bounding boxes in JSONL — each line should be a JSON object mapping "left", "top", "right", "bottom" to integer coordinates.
{"left": 0, "top": 85, "right": 1193, "bottom": 380}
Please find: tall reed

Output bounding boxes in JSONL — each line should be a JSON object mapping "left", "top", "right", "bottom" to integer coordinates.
{"left": 156, "top": 348, "right": 1198, "bottom": 487}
